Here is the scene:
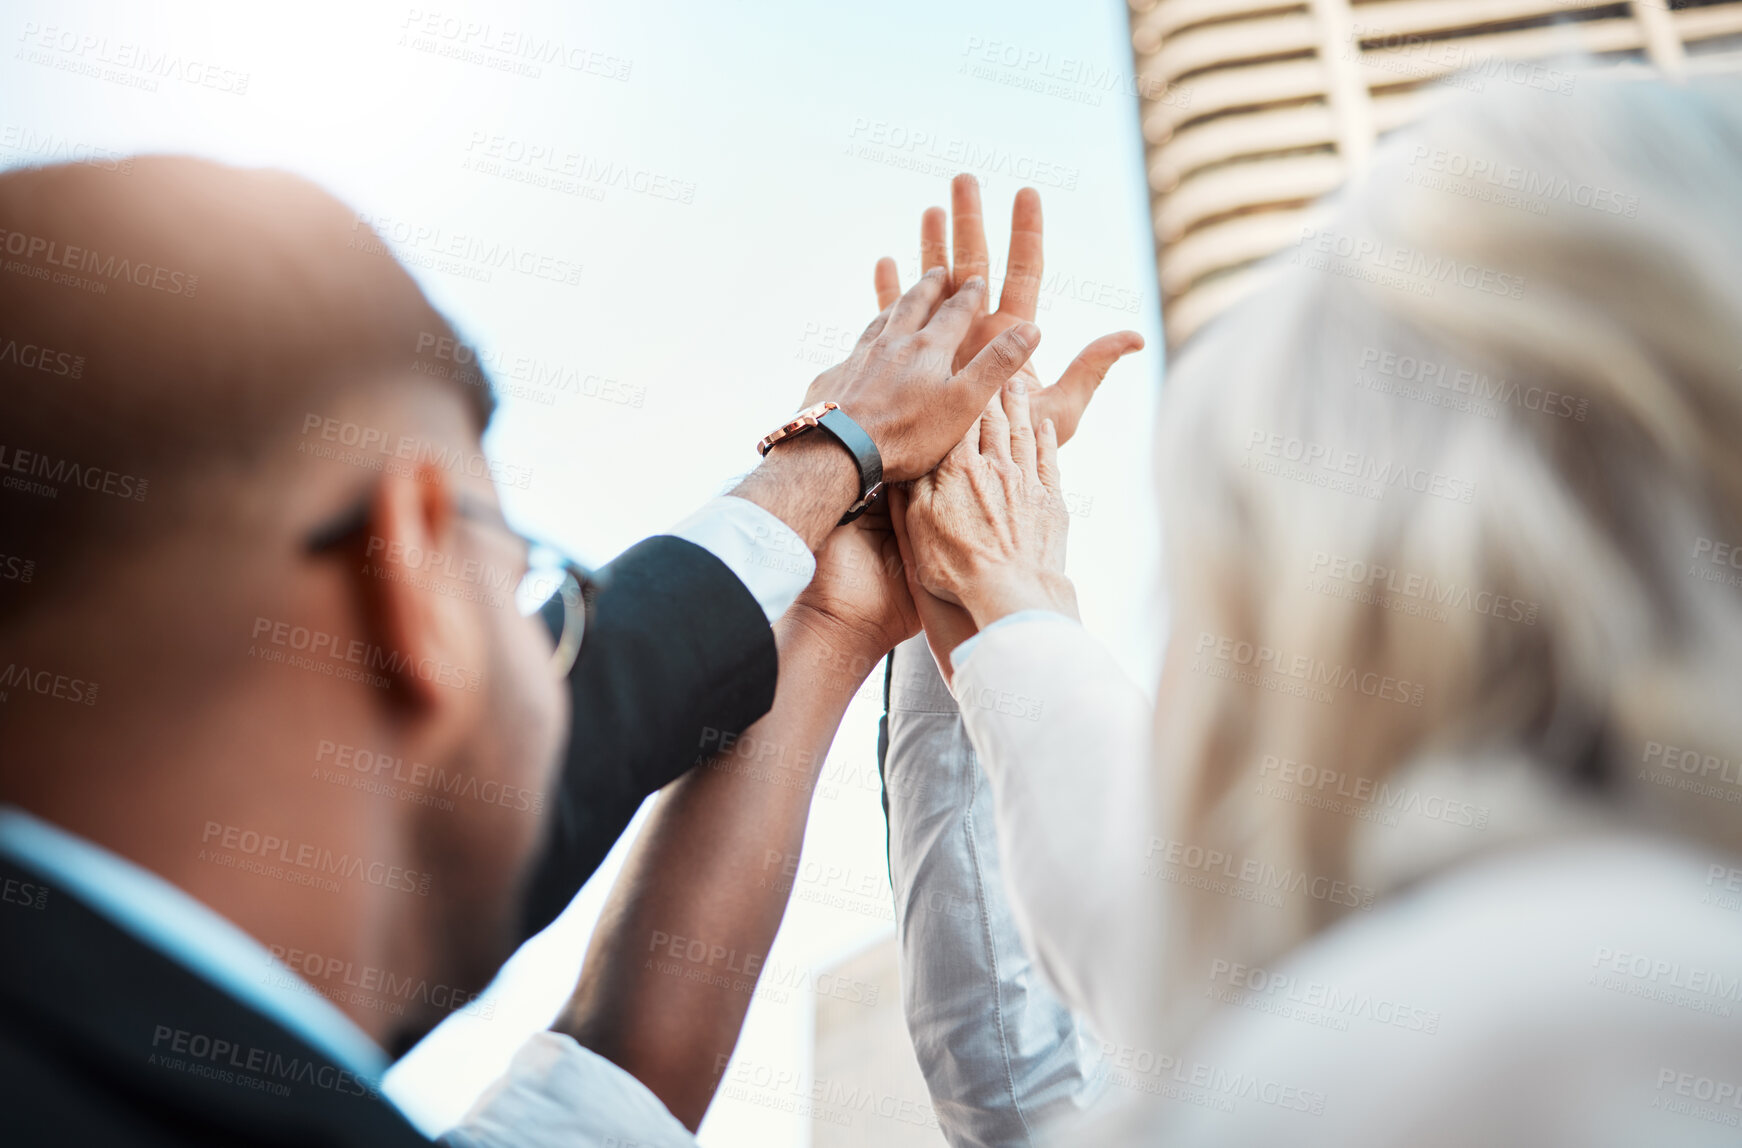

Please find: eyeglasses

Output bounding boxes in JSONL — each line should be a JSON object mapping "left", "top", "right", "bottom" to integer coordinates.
{"left": 305, "top": 492, "right": 593, "bottom": 679}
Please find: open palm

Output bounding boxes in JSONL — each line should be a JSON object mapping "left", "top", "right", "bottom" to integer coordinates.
{"left": 872, "top": 174, "right": 1143, "bottom": 446}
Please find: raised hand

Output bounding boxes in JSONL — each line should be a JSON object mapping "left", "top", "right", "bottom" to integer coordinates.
{"left": 901, "top": 378, "right": 1078, "bottom": 638}
{"left": 873, "top": 174, "right": 1144, "bottom": 446}
{"left": 789, "top": 501, "right": 919, "bottom": 661}
{"left": 796, "top": 174, "right": 1145, "bottom": 665}
{"left": 887, "top": 482, "right": 977, "bottom": 684}
{"left": 799, "top": 267, "right": 1041, "bottom": 483}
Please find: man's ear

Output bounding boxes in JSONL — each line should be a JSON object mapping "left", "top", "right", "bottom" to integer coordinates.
{"left": 354, "top": 465, "right": 489, "bottom": 721}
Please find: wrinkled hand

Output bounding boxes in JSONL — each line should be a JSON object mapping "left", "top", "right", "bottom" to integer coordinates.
{"left": 873, "top": 174, "right": 1143, "bottom": 445}
{"left": 800, "top": 268, "right": 1040, "bottom": 483}
{"left": 887, "top": 484, "right": 977, "bottom": 685}
{"left": 789, "top": 501, "right": 919, "bottom": 662}
{"left": 902, "top": 379, "right": 1079, "bottom": 635}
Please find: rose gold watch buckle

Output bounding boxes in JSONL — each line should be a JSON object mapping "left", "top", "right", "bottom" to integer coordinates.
{"left": 756, "top": 401, "right": 838, "bottom": 457}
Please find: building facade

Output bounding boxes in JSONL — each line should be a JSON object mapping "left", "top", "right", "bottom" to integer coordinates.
{"left": 1126, "top": 0, "right": 1742, "bottom": 347}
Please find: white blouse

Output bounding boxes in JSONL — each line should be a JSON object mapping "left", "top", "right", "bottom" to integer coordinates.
{"left": 940, "top": 614, "right": 1742, "bottom": 1146}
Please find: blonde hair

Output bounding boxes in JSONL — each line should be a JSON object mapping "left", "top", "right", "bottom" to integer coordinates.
{"left": 1152, "top": 70, "right": 1742, "bottom": 1042}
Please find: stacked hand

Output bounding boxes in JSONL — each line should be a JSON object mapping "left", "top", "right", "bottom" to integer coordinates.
{"left": 793, "top": 175, "right": 1143, "bottom": 681}
{"left": 798, "top": 266, "right": 1039, "bottom": 484}
{"left": 891, "top": 376, "right": 1079, "bottom": 678}
{"left": 871, "top": 175, "right": 1144, "bottom": 444}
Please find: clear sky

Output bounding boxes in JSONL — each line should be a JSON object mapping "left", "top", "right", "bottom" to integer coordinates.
{"left": 2, "top": 1, "right": 1165, "bottom": 1142}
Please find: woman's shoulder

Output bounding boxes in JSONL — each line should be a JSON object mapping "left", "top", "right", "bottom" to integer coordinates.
{"left": 1127, "top": 834, "right": 1742, "bottom": 1146}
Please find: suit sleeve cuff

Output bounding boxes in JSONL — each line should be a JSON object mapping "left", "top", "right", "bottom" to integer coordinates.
{"left": 668, "top": 496, "right": 814, "bottom": 624}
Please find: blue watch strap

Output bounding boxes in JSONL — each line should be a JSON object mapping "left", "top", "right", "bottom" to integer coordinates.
{"left": 816, "top": 406, "right": 884, "bottom": 524}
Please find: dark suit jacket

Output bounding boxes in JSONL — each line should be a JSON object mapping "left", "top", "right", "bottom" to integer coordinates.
{"left": 0, "top": 854, "right": 433, "bottom": 1146}
{"left": 0, "top": 533, "right": 779, "bottom": 1144}
{"left": 518, "top": 534, "right": 779, "bottom": 938}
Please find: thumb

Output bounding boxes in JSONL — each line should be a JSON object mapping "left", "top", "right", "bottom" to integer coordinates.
{"left": 953, "top": 321, "right": 1040, "bottom": 415}
{"left": 1032, "top": 330, "right": 1144, "bottom": 445}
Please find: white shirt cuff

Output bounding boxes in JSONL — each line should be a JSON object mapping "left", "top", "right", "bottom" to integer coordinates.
{"left": 948, "top": 609, "right": 1080, "bottom": 676}
{"left": 668, "top": 496, "right": 814, "bottom": 624}
{"left": 441, "top": 1031, "right": 696, "bottom": 1148}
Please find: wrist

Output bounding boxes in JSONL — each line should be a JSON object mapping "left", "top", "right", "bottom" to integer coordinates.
{"left": 783, "top": 601, "right": 895, "bottom": 686}
{"left": 959, "top": 568, "right": 1078, "bottom": 630}
{"left": 733, "top": 434, "right": 860, "bottom": 553}
{"left": 921, "top": 616, "right": 978, "bottom": 688}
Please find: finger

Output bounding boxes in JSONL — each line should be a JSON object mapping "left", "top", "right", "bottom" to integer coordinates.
{"left": 888, "top": 482, "right": 911, "bottom": 546}
{"left": 998, "top": 187, "right": 1043, "bottom": 320}
{"left": 1036, "top": 417, "right": 1062, "bottom": 493}
{"left": 979, "top": 384, "right": 1012, "bottom": 463}
{"left": 1031, "top": 330, "right": 1145, "bottom": 445}
{"left": 874, "top": 257, "right": 901, "bottom": 311}
{"left": 957, "top": 415, "right": 985, "bottom": 467}
{"left": 887, "top": 480, "right": 909, "bottom": 522}
{"left": 950, "top": 173, "right": 990, "bottom": 307}
{"left": 919, "top": 274, "right": 987, "bottom": 351}
{"left": 954, "top": 322, "right": 1041, "bottom": 424}
{"left": 1003, "top": 375, "right": 1037, "bottom": 477}
{"left": 920, "top": 207, "right": 949, "bottom": 277}
{"left": 887, "top": 484, "right": 924, "bottom": 592}
{"left": 887, "top": 265, "right": 950, "bottom": 334}
{"left": 857, "top": 302, "right": 896, "bottom": 346}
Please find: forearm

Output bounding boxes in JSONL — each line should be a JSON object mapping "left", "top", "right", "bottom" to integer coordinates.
{"left": 948, "top": 614, "right": 1161, "bottom": 1052}
{"left": 730, "top": 434, "right": 861, "bottom": 554}
{"left": 884, "top": 637, "right": 1105, "bottom": 1146}
{"left": 553, "top": 603, "right": 886, "bottom": 1130}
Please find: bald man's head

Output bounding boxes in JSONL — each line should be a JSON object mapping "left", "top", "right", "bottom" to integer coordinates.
{"left": 0, "top": 158, "right": 571, "bottom": 1049}
{"left": 0, "top": 156, "right": 493, "bottom": 626}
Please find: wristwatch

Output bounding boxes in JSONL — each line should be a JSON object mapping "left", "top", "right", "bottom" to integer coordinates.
{"left": 756, "top": 401, "right": 884, "bottom": 524}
